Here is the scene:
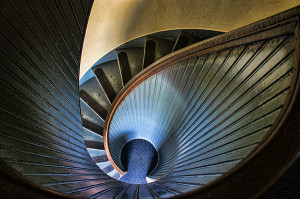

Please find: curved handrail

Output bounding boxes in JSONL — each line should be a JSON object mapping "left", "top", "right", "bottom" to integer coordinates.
{"left": 103, "top": 5, "right": 300, "bottom": 197}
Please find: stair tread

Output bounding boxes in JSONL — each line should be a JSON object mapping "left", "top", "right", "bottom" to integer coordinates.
{"left": 97, "top": 161, "right": 111, "bottom": 167}
{"left": 93, "top": 60, "right": 123, "bottom": 103}
{"left": 83, "top": 128, "right": 103, "bottom": 142}
{"left": 172, "top": 31, "right": 202, "bottom": 52}
{"left": 84, "top": 140, "right": 104, "bottom": 150}
{"left": 117, "top": 48, "right": 144, "bottom": 86}
{"left": 80, "top": 99, "right": 104, "bottom": 126}
{"left": 79, "top": 76, "right": 111, "bottom": 111}
{"left": 111, "top": 172, "right": 121, "bottom": 180}
{"left": 143, "top": 36, "right": 174, "bottom": 69}
{"left": 87, "top": 148, "right": 106, "bottom": 156}
{"left": 80, "top": 89, "right": 108, "bottom": 120}
{"left": 99, "top": 164, "right": 114, "bottom": 173}
{"left": 107, "top": 169, "right": 121, "bottom": 179}
{"left": 92, "top": 155, "right": 109, "bottom": 163}
{"left": 81, "top": 118, "right": 103, "bottom": 136}
{"left": 117, "top": 51, "right": 132, "bottom": 86}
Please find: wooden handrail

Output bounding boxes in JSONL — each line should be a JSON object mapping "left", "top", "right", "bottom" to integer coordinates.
{"left": 103, "top": 6, "right": 300, "bottom": 198}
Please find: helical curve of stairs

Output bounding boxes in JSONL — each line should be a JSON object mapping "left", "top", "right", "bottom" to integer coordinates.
{"left": 79, "top": 29, "right": 223, "bottom": 184}
{"left": 0, "top": 1, "right": 299, "bottom": 199}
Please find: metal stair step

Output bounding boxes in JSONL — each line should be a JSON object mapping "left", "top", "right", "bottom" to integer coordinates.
{"left": 79, "top": 76, "right": 111, "bottom": 112}
{"left": 107, "top": 169, "right": 121, "bottom": 180}
{"left": 92, "top": 155, "right": 109, "bottom": 163}
{"left": 82, "top": 127, "right": 103, "bottom": 143}
{"left": 81, "top": 118, "right": 103, "bottom": 136}
{"left": 172, "top": 31, "right": 202, "bottom": 52}
{"left": 86, "top": 149, "right": 108, "bottom": 164}
{"left": 143, "top": 36, "right": 174, "bottom": 69}
{"left": 117, "top": 48, "right": 144, "bottom": 86}
{"left": 93, "top": 60, "right": 123, "bottom": 103}
{"left": 87, "top": 148, "right": 106, "bottom": 157}
{"left": 84, "top": 140, "right": 104, "bottom": 150}
{"left": 97, "top": 162, "right": 114, "bottom": 173}
{"left": 80, "top": 89, "right": 108, "bottom": 120}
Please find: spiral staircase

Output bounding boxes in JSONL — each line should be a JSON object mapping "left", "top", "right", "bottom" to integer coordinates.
{"left": 0, "top": 1, "right": 299, "bottom": 199}
{"left": 79, "top": 28, "right": 223, "bottom": 183}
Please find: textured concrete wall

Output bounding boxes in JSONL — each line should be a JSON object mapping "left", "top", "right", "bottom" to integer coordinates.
{"left": 80, "top": 0, "right": 300, "bottom": 78}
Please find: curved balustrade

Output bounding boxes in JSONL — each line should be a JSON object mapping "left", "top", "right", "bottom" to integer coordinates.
{"left": 0, "top": 1, "right": 299, "bottom": 198}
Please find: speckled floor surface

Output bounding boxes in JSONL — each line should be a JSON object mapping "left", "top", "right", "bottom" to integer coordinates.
{"left": 119, "top": 139, "right": 158, "bottom": 184}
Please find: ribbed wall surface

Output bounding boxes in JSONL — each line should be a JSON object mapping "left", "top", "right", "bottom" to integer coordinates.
{"left": 109, "top": 34, "right": 295, "bottom": 191}
{"left": 0, "top": 2, "right": 299, "bottom": 198}
{"left": 0, "top": 1, "right": 123, "bottom": 197}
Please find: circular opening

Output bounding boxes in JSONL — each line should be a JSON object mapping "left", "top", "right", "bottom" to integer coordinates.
{"left": 119, "top": 139, "right": 158, "bottom": 184}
